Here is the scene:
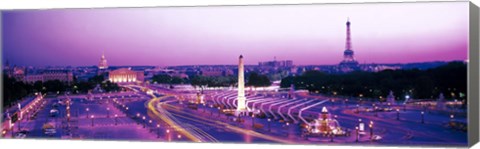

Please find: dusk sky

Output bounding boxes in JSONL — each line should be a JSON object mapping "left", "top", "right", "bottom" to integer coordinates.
{"left": 1, "top": 2, "right": 469, "bottom": 67}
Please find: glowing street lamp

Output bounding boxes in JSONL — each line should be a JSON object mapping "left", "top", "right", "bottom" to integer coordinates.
{"left": 142, "top": 116, "right": 146, "bottom": 128}
{"left": 251, "top": 114, "right": 255, "bottom": 127}
{"left": 107, "top": 108, "right": 110, "bottom": 118}
{"left": 148, "top": 120, "right": 153, "bottom": 132}
{"left": 136, "top": 113, "right": 140, "bottom": 124}
{"left": 450, "top": 114, "right": 454, "bottom": 124}
{"left": 369, "top": 121, "right": 374, "bottom": 140}
{"left": 421, "top": 111, "right": 425, "bottom": 124}
{"left": 355, "top": 126, "right": 359, "bottom": 142}
{"left": 267, "top": 118, "right": 271, "bottom": 132}
{"left": 177, "top": 134, "right": 182, "bottom": 139}
{"left": 156, "top": 124, "right": 160, "bottom": 138}
{"left": 396, "top": 109, "right": 400, "bottom": 120}
{"left": 114, "top": 114, "right": 118, "bottom": 125}
{"left": 345, "top": 99, "right": 349, "bottom": 107}
{"left": 217, "top": 107, "right": 221, "bottom": 117}
{"left": 86, "top": 108, "right": 90, "bottom": 118}
{"left": 91, "top": 115, "right": 95, "bottom": 127}
{"left": 356, "top": 104, "right": 360, "bottom": 113}
{"left": 166, "top": 129, "right": 171, "bottom": 142}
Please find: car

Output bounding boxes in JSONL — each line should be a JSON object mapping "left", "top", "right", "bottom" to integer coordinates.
{"left": 15, "top": 131, "right": 28, "bottom": 139}
{"left": 44, "top": 128, "right": 56, "bottom": 135}
{"left": 372, "top": 135, "right": 383, "bottom": 141}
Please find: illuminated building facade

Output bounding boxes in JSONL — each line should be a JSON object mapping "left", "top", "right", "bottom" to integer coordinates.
{"left": 108, "top": 68, "right": 144, "bottom": 83}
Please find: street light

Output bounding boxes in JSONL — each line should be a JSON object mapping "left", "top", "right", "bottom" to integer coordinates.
{"left": 91, "top": 115, "right": 95, "bottom": 127}
{"left": 136, "top": 113, "right": 140, "bottom": 124}
{"left": 421, "top": 111, "right": 425, "bottom": 124}
{"left": 114, "top": 114, "right": 118, "bottom": 125}
{"left": 356, "top": 104, "right": 360, "bottom": 113}
{"left": 86, "top": 108, "right": 90, "bottom": 118}
{"left": 251, "top": 114, "right": 255, "bottom": 127}
{"left": 267, "top": 118, "right": 271, "bottom": 132}
{"left": 396, "top": 109, "right": 400, "bottom": 120}
{"left": 156, "top": 124, "right": 160, "bottom": 138}
{"left": 149, "top": 120, "right": 153, "bottom": 132}
{"left": 142, "top": 116, "right": 146, "bottom": 128}
{"left": 450, "top": 114, "right": 454, "bottom": 124}
{"left": 166, "top": 129, "right": 171, "bottom": 142}
{"left": 345, "top": 99, "right": 349, "bottom": 107}
{"left": 369, "top": 121, "right": 374, "bottom": 140}
{"left": 107, "top": 108, "right": 110, "bottom": 118}
{"left": 355, "top": 126, "right": 359, "bottom": 142}
{"left": 217, "top": 107, "right": 221, "bottom": 117}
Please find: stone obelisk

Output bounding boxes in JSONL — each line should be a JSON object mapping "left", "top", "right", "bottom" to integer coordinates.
{"left": 236, "top": 55, "right": 247, "bottom": 116}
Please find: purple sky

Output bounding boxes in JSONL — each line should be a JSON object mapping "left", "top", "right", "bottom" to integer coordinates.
{"left": 2, "top": 2, "right": 469, "bottom": 66}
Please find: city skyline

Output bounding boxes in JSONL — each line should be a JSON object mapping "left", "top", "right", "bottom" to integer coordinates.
{"left": 2, "top": 2, "right": 468, "bottom": 67}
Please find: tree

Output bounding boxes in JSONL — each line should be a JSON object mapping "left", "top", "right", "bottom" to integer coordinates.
{"left": 247, "top": 72, "right": 272, "bottom": 88}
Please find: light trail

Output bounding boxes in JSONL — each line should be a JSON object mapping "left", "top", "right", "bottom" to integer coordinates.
{"left": 147, "top": 94, "right": 203, "bottom": 142}
{"left": 162, "top": 103, "right": 296, "bottom": 144}
{"left": 298, "top": 100, "right": 329, "bottom": 124}
{"left": 287, "top": 100, "right": 318, "bottom": 123}
{"left": 276, "top": 100, "right": 305, "bottom": 120}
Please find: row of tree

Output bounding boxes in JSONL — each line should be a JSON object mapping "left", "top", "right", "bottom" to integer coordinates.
{"left": 152, "top": 72, "right": 272, "bottom": 91}
{"left": 280, "top": 62, "right": 467, "bottom": 101}
{"left": 2, "top": 74, "right": 120, "bottom": 109}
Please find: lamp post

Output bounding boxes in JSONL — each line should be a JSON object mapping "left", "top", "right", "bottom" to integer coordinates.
{"left": 114, "top": 114, "right": 118, "bottom": 125}
{"left": 11, "top": 123, "right": 15, "bottom": 137}
{"left": 107, "top": 108, "right": 110, "bottom": 118}
{"left": 91, "top": 115, "right": 95, "bottom": 127}
{"left": 136, "top": 113, "right": 140, "bottom": 124}
{"left": 149, "top": 120, "right": 153, "bottom": 132}
{"left": 251, "top": 114, "right": 255, "bottom": 127}
{"left": 86, "top": 108, "right": 90, "bottom": 118}
{"left": 374, "top": 106, "right": 378, "bottom": 117}
{"left": 421, "top": 111, "right": 425, "bottom": 124}
{"left": 142, "top": 116, "right": 146, "bottom": 128}
{"left": 267, "top": 118, "right": 271, "bottom": 132}
{"left": 345, "top": 99, "right": 349, "bottom": 108}
{"left": 396, "top": 109, "right": 400, "bottom": 120}
{"left": 450, "top": 114, "right": 454, "bottom": 124}
{"left": 156, "top": 124, "right": 160, "bottom": 138}
{"left": 166, "top": 129, "right": 171, "bottom": 142}
{"left": 217, "top": 107, "right": 221, "bottom": 117}
{"left": 355, "top": 126, "right": 359, "bottom": 142}
{"left": 330, "top": 131, "right": 334, "bottom": 142}
{"left": 356, "top": 104, "right": 359, "bottom": 113}
{"left": 369, "top": 121, "right": 374, "bottom": 140}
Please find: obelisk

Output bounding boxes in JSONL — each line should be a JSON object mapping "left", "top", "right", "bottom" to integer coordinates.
{"left": 236, "top": 55, "right": 247, "bottom": 116}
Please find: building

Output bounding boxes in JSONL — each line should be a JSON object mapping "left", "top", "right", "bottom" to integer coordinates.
{"left": 24, "top": 70, "right": 74, "bottom": 84}
{"left": 258, "top": 57, "right": 293, "bottom": 68}
{"left": 108, "top": 68, "right": 144, "bottom": 83}
{"left": 338, "top": 19, "right": 360, "bottom": 72}
{"left": 98, "top": 52, "right": 108, "bottom": 70}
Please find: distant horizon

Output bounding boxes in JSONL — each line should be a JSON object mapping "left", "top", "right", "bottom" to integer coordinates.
{"left": 2, "top": 2, "right": 468, "bottom": 67}
{"left": 4, "top": 59, "right": 465, "bottom": 68}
